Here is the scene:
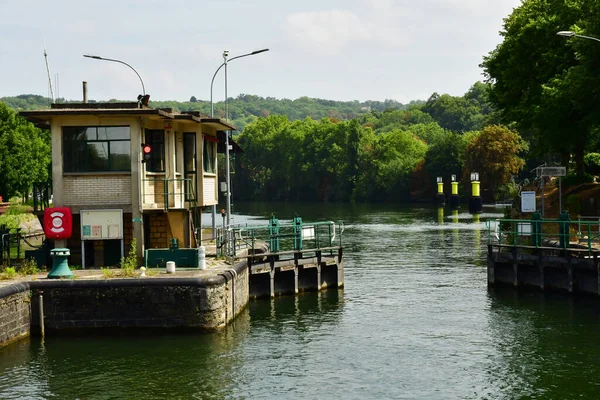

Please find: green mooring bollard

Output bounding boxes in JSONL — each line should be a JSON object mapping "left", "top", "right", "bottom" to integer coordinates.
{"left": 558, "top": 211, "right": 571, "bottom": 249}
{"left": 531, "top": 211, "right": 542, "bottom": 247}
{"left": 293, "top": 215, "right": 303, "bottom": 250}
{"left": 269, "top": 214, "right": 280, "bottom": 252}
{"left": 48, "top": 248, "right": 73, "bottom": 279}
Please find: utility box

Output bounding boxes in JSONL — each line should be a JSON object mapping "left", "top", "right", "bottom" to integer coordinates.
{"left": 145, "top": 247, "right": 202, "bottom": 268}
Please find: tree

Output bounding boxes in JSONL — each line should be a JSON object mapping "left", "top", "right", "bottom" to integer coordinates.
{"left": 189, "top": 96, "right": 197, "bottom": 103}
{"left": 463, "top": 125, "right": 527, "bottom": 201}
{"left": 481, "top": 0, "right": 600, "bottom": 176}
{"left": 0, "top": 102, "right": 51, "bottom": 199}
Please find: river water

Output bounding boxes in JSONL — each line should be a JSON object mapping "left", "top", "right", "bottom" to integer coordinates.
{"left": 1, "top": 203, "right": 600, "bottom": 399}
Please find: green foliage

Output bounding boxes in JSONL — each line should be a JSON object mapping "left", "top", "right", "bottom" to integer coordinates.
{"left": 584, "top": 153, "right": 600, "bottom": 176}
{"left": 120, "top": 238, "right": 137, "bottom": 277}
{"left": 0, "top": 213, "right": 35, "bottom": 233}
{"left": 0, "top": 102, "right": 51, "bottom": 199}
{"left": 481, "top": 0, "right": 600, "bottom": 176}
{"left": 463, "top": 125, "right": 527, "bottom": 201}
{"left": 101, "top": 267, "right": 115, "bottom": 279}
{"left": 562, "top": 173, "right": 594, "bottom": 187}
{"left": 18, "top": 258, "right": 39, "bottom": 275}
{"left": 1, "top": 266, "right": 16, "bottom": 280}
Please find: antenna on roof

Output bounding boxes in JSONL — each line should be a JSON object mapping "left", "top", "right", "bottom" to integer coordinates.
{"left": 41, "top": 30, "right": 55, "bottom": 104}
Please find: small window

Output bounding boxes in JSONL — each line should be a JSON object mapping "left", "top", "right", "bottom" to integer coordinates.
{"left": 203, "top": 136, "right": 217, "bottom": 174}
{"left": 184, "top": 133, "right": 196, "bottom": 173}
{"left": 63, "top": 126, "right": 131, "bottom": 172}
{"left": 145, "top": 129, "right": 165, "bottom": 172}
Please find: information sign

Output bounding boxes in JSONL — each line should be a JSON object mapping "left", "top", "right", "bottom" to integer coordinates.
{"left": 521, "top": 191, "right": 536, "bottom": 213}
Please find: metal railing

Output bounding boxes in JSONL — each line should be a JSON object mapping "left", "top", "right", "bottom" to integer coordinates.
{"left": 215, "top": 219, "right": 344, "bottom": 261}
{"left": 141, "top": 177, "right": 196, "bottom": 211}
{"left": 486, "top": 217, "right": 600, "bottom": 251}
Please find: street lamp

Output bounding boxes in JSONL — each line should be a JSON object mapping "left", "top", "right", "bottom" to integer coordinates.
{"left": 83, "top": 54, "right": 146, "bottom": 97}
{"left": 209, "top": 48, "right": 269, "bottom": 227}
{"left": 557, "top": 31, "right": 600, "bottom": 43}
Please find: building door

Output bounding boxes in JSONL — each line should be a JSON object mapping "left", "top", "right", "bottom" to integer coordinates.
{"left": 103, "top": 240, "right": 122, "bottom": 266}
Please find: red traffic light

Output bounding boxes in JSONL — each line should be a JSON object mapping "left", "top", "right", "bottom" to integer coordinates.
{"left": 141, "top": 143, "right": 152, "bottom": 162}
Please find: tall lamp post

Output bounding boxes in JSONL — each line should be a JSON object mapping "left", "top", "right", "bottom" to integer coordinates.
{"left": 209, "top": 48, "right": 269, "bottom": 228}
{"left": 83, "top": 55, "right": 146, "bottom": 97}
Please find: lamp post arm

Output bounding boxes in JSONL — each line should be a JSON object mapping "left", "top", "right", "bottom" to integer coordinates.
{"left": 210, "top": 62, "right": 225, "bottom": 117}
{"left": 83, "top": 55, "right": 145, "bottom": 96}
{"left": 574, "top": 34, "right": 600, "bottom": 43}
{"left": 209, "top": 49, "right": 269, "bottom": 117}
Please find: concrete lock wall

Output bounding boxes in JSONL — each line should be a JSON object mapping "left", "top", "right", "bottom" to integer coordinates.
{"left": 0, "top": 284, "right": 31, "bottom": 348}
{"left": 0, "top": 262, "right": 249, "bottom": 347}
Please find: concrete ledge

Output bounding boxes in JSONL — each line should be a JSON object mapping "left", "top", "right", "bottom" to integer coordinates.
{"left": 0, "top": 282, "right": 30, "bottom": 298}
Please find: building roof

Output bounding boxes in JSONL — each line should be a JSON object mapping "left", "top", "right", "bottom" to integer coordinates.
{"left": 19, "top": 102, "right": 237, "bottom": 131}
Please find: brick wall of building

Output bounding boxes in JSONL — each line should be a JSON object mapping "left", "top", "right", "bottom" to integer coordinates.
{"left": 149, "top": 214, "right": 170, "bottom": 248}
{"left": 63, "top": 175, "right": 132, "bottom": 206}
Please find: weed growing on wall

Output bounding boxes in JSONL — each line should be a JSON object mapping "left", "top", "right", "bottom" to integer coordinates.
{"left": 18, "top": 258, "right": 39, "bottom": 276}
{"left": 0, "top": 267, "right": 16, "bottom": 280}
{"left": 120, "top": 238, "right": 137, "bottom": 277}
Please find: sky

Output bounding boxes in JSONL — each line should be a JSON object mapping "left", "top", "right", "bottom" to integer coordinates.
{"left": 0, "top": 0, "right": 522, "bottom": 104}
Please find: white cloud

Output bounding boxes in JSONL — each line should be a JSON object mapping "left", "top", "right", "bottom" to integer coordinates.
{"left": 285, "top": 9, "right": 373, "bottom": 52}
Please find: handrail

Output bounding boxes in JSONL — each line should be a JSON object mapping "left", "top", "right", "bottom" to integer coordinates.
{"left": 141, "top": 177, "right": 196, "bottom": 211}
{"left": 215, "top": 220, "right": 344, "bottom": 261}
{"left": 486, "top": 217, "right": 600, "bottom": 251}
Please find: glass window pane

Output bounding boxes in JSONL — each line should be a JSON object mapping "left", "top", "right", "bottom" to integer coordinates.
{"left": 64, "top": 141, "right": 86, "bottom": 172}
{"left": 99, "top": 126, "right": 130, "bottom": 140}
{"left": 203, "top": 139, "right": 215, "bottom": 173}
{"left": 145, "top": 129, "right": 165, "bottom": 172}
{"left": 184, "top": 133, "right": 196, "bottom": 173}
{"left": 87, "top": 142, "right": 109, "bottom": 171}
{"left": 110, "top": 141, "right": 131, "bottom": 171}
{"left": 64, "top": 126, "right": 96, "bottom": 141}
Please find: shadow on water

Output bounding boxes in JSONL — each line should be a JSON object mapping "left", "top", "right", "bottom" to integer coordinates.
{"left": 248, "top": 289, "right": 344, "bottom": 329}
{"left": 0, "top": 311, "right": 253, "bottom": 400}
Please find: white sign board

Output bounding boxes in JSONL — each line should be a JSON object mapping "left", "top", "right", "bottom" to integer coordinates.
{"left": 81, "top": 209, "right": 123, "bottom": 240}
{"left": 537, "top": 166, "right": 566, "bottom": 177}
{"left": 302, "top": 226, "right": 315, "bottom": 240}
{"left": 521, "top": 191, "right": 536, "bottom": 213}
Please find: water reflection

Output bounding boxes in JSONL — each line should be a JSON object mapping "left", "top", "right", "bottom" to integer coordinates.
{"left": 0, "top": 311, "right": 252, "bottom": 399}
{"left": 487, "top": 288, "right": 600, "bottom": 399}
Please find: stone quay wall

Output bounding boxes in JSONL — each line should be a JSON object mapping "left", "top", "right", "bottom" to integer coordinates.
{"left": 0, "top": 283, "right": 31, "bottom": 348}
{"left": 0, "top": 261, "right": 248, "bottom": 347}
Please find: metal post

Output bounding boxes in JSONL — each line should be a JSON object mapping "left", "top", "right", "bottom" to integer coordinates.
{"left": 39, "top": 293, "right": 45, "bottom": 339}
{"left": 559, "top": 177, "right": 562, "bottom": 214}
{"left": 541, "top": 177, "right": 545, "bottom": 218}
{"left": 224, "top": 51, "right": 231, "bottom": 226}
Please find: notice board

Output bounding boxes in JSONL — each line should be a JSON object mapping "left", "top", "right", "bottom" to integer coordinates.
{"left": 521, "top": 191, "right": 536, "bottom": 213}
{"left": 81, "top": 209, "right": 123, "bottom": 240}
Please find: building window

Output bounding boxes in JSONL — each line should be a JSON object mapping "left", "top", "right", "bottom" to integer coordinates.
{"left": 184, "top": 133, "right": 197, "bottom": 201}
{"left": 145, "top": 129, "right": 165, "bottom": 172}
{"left": 63, "top": 126, "right": 131, "bottom": 172}
{"left": 203, "top": 136, "right": 217, "bottom": 174}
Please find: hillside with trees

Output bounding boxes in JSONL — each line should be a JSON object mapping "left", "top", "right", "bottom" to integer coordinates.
{"left": 0, "top": 94, "right": 421, "bottom": 133}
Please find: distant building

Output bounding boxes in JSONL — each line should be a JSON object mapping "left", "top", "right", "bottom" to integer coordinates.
{"left": 21, "top": 102, "right": 235, "bottom": 267}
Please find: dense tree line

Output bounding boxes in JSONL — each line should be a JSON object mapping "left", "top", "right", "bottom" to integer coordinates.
{"left": 234, "top": 83, "right": 526, "bottom": 203}
{"left": 482, "top": 0, "right": 600, "bottom": 178}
